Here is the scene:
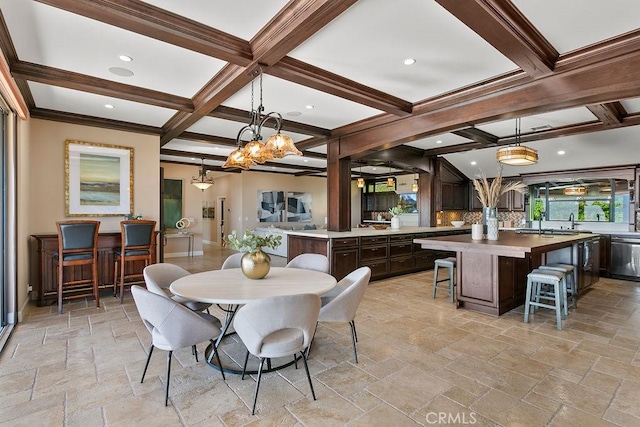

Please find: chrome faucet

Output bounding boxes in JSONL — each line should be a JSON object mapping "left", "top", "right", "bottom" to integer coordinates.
{"left": 538, "top": 211, "right": 545, "bottom": 235}
{"left": 569, "top": 213, "right": 575, "bottom": 229}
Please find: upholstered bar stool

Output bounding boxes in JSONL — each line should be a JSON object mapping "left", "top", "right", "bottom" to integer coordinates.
{"left": 114, "top": 220, "right": 156, "bottom": 303}
{"left": 524, "top": 268, "right": 567, "bottom": 330}
{"left": 432, "top": 257, "right": 456, "bottom": 302}
{"left": 55, "top": 220, "right": 101, "bottom": 314}
{"left": 539, "top": 263, "right": 577, "bottom": 311}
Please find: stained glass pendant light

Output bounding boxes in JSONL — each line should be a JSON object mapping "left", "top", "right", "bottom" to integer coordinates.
{"left": 223, "top": 68, "right": 301, "bottom": 169}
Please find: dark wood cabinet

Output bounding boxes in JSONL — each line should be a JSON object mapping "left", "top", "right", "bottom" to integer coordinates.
{"left": 363, "top": 192, "right": 399, "bottom": 216}
{"left": 30, "top": 233, "right": 157, "bottom": 307}
{"left": 360, "top": 235, "right": 389, "bottom": 279}
{"left": 577, "top": 236, "right": 600, "bottom": 293}
{"left": 441, "top": 182, "right": 468, "bottom": 210}
{"left": 330, "top": 237, "right": 359, "bottom": 281}
{"left": 288, "top": 229, "right": 470, "bottom": 282}
{"left": 599, "top": 234, "right": 610, "bottom": 277}
{"left": 470, "top": 180, "right": 525, "bottom": 212}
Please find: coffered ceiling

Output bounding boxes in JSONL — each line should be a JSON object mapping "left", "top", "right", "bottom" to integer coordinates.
{"left": 2, "top": 0, "right": 640, "bottom": 180}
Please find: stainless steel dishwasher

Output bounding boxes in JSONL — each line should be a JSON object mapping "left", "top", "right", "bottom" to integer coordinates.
{"left": 610, "top": 236, "right": 640, "bottom": 280}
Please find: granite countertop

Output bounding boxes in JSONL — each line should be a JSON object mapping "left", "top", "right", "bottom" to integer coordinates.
{"left": 285, "top": 226, "right": 470, "bottom": 239}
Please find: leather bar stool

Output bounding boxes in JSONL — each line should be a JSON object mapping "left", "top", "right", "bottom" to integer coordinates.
{"left": 524, "top": 268, "right": 567, "bottom": 330}
{"left": 55, "top": 220, "right": 101, "bottom": 314}
{"left": 432, "top": 257, "right": 456, "bottom": 303}
{"left": 114, "top": 220, "right": 156, "bottom": 303}
{"left": 539, "top": 263, "right": 577, "bottom": 310}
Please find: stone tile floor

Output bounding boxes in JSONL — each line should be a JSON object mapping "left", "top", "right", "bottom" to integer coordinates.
{"left": 2, "top": 244, "right": 640, "bottom": 426}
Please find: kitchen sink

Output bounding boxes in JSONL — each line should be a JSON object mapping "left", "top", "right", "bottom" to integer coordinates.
{"left": 514, "top": 228, "right": 585, "bottom": 235}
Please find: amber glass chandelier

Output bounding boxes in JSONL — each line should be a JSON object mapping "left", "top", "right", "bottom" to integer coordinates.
{"left": 222, "top": 68, "right": 301, "bottom": 170}
{"left": 496, "top": 117, "right": 538, "bottom": 166}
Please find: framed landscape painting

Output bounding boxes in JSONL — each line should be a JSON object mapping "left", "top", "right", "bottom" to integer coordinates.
{"left": 65, "top": 140, "right": 133, "bottom": 216}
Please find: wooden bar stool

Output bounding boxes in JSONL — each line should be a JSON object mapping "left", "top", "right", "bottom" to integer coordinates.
{"left": 539, "top": 263, "right": 577, "bottom": 310}
{"left": 432, "top": 257, "right": 456, "bottom": 302}
{"left": 524, "top": 268, "right": 567, "bottom": 330}
{"left": 114, "top": 220, "right": 156, "bottom": 303}
{"left": 55, "top": 220, "right": 101, "bottom": 314}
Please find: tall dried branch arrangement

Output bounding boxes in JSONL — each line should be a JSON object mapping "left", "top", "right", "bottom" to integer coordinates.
{"left": 472, "top": 166, "right": 527, "bottom": 207}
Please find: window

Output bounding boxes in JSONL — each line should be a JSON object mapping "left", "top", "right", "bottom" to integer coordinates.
{"left": 530, "top": 179, "right": 630, "bottom": 223}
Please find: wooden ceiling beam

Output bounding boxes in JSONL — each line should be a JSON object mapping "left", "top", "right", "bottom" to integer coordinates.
{"left": 161, "top": 63, "right": 254, "bottom": 145}
{"left": 587, "top": 102, "right": 627, "bottom": 125}
{"left": 31, "top": 108, "right": 162, "bottom": 135}
{"left": 250, "top": 0, "right": 357, "bottom": 67}
{"left": 452, "top": 127, "right": 498, "bottom": 145}
{"left": 358, "top": 146, "right": 432, "bottom": 173}
{"left": 423, "top": 114, "right": 640, "bottom": 156}
{"left": 435, "top": 0, "right": 558, "bottom": 76}
{"left": 294, "top": 136, "right": 328, "bottom": 151}
{"left": 178, "top": 131, "right": 327, "bottom": 160}
{"left": 160, "top": 148, "right": 326, "bottom": 172}
{"left": 337, "top": 40, "right": 640, "bottom": 158}
{"left": 269, "top": 57, "right": 413, "bottom": 116}
{"left": 160, "top": 159, "right": 242, "bottom": 174}
{"left": 210, "top": 105, "right": 332, "bottom": 137}
{"left": 34, "top": 0, "right": 253, "bottom": 65}
{"left": 12, "top": 61, "right": 194, "bottom": 111}
{"left": 177, "top": 132, "right": 237, "bottom": 147}
{"left": 161, "top": 149, "right": 229, "bottom": 163}
{"left": 161, "top": 0, "right": 352, "bottom": 145}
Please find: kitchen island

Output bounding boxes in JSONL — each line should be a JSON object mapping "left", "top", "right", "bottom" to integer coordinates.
{"left": 285, "top": 226, "right": 470, "bottom": 281}
{"left": 414, "top": 231, "right": 599, "bottom": 316}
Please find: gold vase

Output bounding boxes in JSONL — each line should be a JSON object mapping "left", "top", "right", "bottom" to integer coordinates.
{"left": 240, "top": 248, "right": 271, "bottom": 279}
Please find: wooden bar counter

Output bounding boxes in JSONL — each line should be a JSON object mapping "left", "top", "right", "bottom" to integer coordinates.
{"left": 30, "top": 233, "right": 157, "bottom": 307}
{"left": 414, "top": 231, "right": 599, "bottom": 316}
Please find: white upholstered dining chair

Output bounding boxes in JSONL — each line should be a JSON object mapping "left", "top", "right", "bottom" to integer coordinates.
{"left": 143, "top": 263, "right": 212, "bottom": 313}
{"left": 317, "top": 266, "right": 371, "bottom": 363}
{"left": 131, "top": 285, "right": 225, "bottom": 406}
{"left": 285, "top": 253, "right": 330, "bottom": 273}
{"left": 221, "top": 252, "right": 244, "bottom": 269}
{"left": 233, "top": 293, "right": 321, "bottom": 415}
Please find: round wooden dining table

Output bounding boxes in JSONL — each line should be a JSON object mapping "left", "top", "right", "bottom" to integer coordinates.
{"left": 170, "top": 267, "right": 337, "bottom": 305}
{"left": 170, "top": 267, "right": 337, "bottom": 374}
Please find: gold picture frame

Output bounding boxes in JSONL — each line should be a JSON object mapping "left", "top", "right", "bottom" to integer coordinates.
{"left": 65, "top": 140, "right": 134, "bottom": 216}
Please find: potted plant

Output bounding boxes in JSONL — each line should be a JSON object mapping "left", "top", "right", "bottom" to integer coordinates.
{"left": 388, "top": 206, "right": 405, "bottom": 229}
{"left": 225, "top": 230, "right": 282, "bottom": 279}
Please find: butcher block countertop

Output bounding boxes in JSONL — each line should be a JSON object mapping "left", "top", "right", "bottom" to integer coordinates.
{"left": 414, "top": 231, "right": 597, "bottom": 258}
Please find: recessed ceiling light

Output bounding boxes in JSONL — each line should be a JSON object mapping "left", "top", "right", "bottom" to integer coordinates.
{"left": 118, "top": 55, "right": 133, "bottom": 62}
{"left": 403, "top": 58, "right": 416, "bottom": 65}
{"left": 287, "top": 111, "right": 302, "bottom": 117}
{"left": 303, "top": 159, "right": 309, "bottom": 163}
{"left": 104, "top": 104, "right": 114, "bottom": 109}
{"left": 108, "top": 67, "right": 134, "bottom": 77}
{"left": 471, "top": 161, "right": 477, "bottom": 165}
{"left": 436, "top": 140, "right": 442, "bottom": 144}
{"left": 557, "top": 150, "right": 565, "bottom": 155}
{"left": 372, "top": 167, "right": 377, "bottom": 171}
{"left": 272, "top": 167, "right": 276, "bottom": 169}
{"left": 305, "top": 105, "right": 314, "bottom": 110}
